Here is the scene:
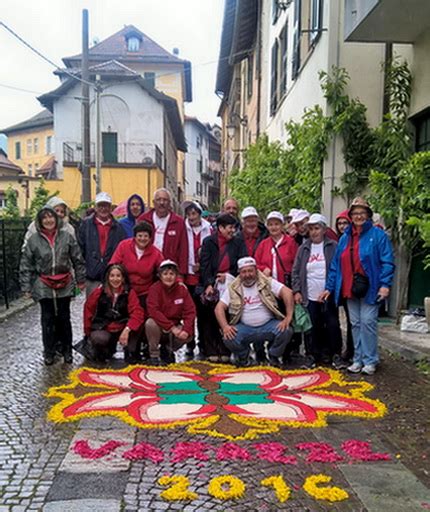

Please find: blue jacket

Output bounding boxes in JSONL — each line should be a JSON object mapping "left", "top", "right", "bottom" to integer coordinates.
{"left": 119, "top": 194, "right": 145, "bottom": 238}
{"left": 325, "top": 220, "right": 395, "bottom": 305}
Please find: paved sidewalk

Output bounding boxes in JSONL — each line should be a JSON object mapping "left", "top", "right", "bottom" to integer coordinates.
{"left": 378, "top": 319, "right": 430, "bottom": 362}
{"left": 0, "top": 299, "right": 429, "bottom": 511}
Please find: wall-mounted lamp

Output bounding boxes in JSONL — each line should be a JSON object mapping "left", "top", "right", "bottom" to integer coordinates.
{"left": 226, "top": 123, "right": 236, "bottom": 139}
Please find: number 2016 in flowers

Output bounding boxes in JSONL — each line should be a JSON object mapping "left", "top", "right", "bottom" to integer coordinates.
{"left": 157, "top": 473, "right": 349, "bottom": 503}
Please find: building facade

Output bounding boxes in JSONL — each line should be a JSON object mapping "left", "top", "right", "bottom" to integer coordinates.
{"left": 184, "top": 117, "right": 221, "bottom": 208}
{"left": 2, "top": 109, "right": 55, "bottom": 179}
{"left": 38, "top": 63, "right": 186, "bottom": 210}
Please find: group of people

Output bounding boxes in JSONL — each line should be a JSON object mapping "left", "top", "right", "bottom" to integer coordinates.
{"left": 19, "top": 187, "right": 395, "bottom": 376}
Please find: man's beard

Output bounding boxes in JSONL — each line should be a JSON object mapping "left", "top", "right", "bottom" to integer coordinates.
{"left": 242, "top": 278, "right": 257, "bottom": 287}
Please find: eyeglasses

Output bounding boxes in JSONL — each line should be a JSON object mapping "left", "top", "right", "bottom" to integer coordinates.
{"left": 351, "top": 211, "right": 367, "bottom": 217}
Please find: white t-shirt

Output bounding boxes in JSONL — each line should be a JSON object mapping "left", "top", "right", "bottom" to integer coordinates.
{"left": 306, "top": 242, "right": 326, "bottom": 301}
{"left": 220, "top": 279, "right": 284, "bottom": 327}
{"left": 135, "top": 247, "right": 144, "bottom": 260}
{"left": 153, "top": 213, "right": 170, "bottom": 252}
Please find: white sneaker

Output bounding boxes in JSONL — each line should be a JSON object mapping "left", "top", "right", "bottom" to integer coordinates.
{"left": 361, "top": 364, "right": 376, "bottom": 375}
{"left": 347, "top": 362, "right": 362, "bottom": 373}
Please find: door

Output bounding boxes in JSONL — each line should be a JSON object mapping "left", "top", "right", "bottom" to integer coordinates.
{"left": 102, "top": 132, "right": 118, "bottom": 163}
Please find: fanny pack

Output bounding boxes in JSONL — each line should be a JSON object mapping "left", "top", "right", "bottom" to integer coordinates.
{"left": 350, "top": 239, "right": 369, "bottom": 299}
{"left": 40, "top": 272, "right": 72, "bottom": 290}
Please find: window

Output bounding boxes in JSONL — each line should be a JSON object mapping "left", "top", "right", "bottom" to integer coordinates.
{"left": 35, "top": 163, "right": 39, "bottom": 173}
{"left": 15, "top": 141, "right": 21, "bottom": 160}
{"left": 280, "top": 23, "right": 288, "bottom": 97}
{"left": 0, "top": 192, "right": 6, "bottom": 210}
{"left": 196, "top": 181, "right": 202, "bottom": 196}
{"left": 33, "top": 138, "right": 39, "bottom": 154}
{"left": 270, "top": 40, "right": 279, "bottom": 115}
{"left": 196, "top": 135, "right": 202, "bottom": 149}
{"left": 27, "top": 139, "right": 32, "bottom": 155}
{"left": 415, "top": 113, "right": 430, "bottom": 152}
{"left": 292, "top": 0, "right": 301, "bottom": 80}
{"left": 28, "top": 164, "right": 32, "bottom": 177}
{"left": 143, "top": 72, "right": 156, "bottom": 88}
{"left": 197, "top": 159, "right": 203, "bottom": 173}
{"left": 46, "top": 135, "right": 54, "bottom": 154}
{"left": 310, "top": 0, "right": 323, "bottom": 45}
{"left": 247, "top": 55, "right": 254, "bottom": 99}
{"left": 127, "top": 36, "right": 140, "bottom": 52}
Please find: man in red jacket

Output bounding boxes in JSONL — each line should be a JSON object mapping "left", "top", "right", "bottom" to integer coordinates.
{"left": 138, "top": 188, "right": 188, "bottom": 275}
{"left": 145, "top": 260, "right": 196, "bottom": 365}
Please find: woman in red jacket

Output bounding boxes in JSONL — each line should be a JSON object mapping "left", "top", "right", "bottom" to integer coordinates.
{"left": 145, "top": 260, "right": 196, "bottom": 365}
{"left": 255, "top": 211, "right": 298, "bottom": 287}
{"left": 84, "top": 264, "right": 145, "bottom": 363}
{"left": 109, "top": 222, "right": 164, "bottom": 308}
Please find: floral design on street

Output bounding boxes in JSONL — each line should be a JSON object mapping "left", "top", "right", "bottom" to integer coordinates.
{"left": 46, "top": 362, "right": 387, "bottom": 440}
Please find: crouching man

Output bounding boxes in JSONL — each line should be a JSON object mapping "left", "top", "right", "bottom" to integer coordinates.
{"left": 215, "top": 257, "right": 294, "bottom": 367}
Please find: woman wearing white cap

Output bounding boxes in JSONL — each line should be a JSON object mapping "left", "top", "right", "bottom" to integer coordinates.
{"left": 237, "top": 206, "right": 268, "bottom": 257}
{"left": 254, "top": 211, "right": 298, "bottom": 288}
{"left": 292, "top": 214, "right": 344, "bottom": 369}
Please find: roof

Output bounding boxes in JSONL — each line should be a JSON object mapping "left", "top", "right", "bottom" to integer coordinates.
{"left": 61, "top": 25, "right": 192, "bottom": 102}
{"left": 37, "top": 155, "right": 56, "bottom": 177}
{"left": 38, "top": 76, "right": 187, "bottom": 153}
{"left": 0, "top": 149, "right": 23, "bottom": 174}
{"left": 1, "top": 109, "right": 53, "bottom": 135}
{"left": 215, "top": 0, "right": 258, "bottom": 96}
{"left": 184, "top": 116, "right": 209, "bottom": 133}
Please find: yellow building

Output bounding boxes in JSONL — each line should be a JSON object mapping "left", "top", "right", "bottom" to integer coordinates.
{"left": 0, "top": 149, "right": 39, "bottom": 214}
{"left": 2, "top": 109, "right": 55, "bottom": 178}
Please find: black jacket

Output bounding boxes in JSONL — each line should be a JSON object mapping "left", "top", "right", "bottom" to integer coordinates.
{"left": 199, "top": 233, "right": 247, "bottom": 288}
{"left": 78, "top": 214, "right": 126, "bottom": 281}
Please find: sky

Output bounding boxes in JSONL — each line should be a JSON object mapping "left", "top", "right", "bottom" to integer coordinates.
{"left": 0, "top": 0, "right": 225, "bottom": 131}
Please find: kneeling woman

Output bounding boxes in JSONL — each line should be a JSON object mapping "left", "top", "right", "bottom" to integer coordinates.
{"left": 84, "top": 264, "right": 145, "bottom": 362}
{"left": 146, "top": 260, "right": 196, "bottom": 365}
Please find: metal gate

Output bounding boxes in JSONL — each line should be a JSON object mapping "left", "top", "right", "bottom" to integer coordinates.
{"left": 0, "top": 219, "right": 30, "bottom": 308}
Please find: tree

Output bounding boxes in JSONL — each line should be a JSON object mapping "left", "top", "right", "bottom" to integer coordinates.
{"left": 0, "top": 186, "right": 20, "bottom": 219}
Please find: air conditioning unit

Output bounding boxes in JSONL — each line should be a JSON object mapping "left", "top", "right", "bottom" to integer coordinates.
{"left": 142, "top": 156, "right": 154, "bottom": 166}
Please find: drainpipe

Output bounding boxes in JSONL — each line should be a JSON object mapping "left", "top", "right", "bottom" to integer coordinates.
{"left": 256, "top": 0, "right": 262, "bottom": 137}
{"left": 383, "top": 43, "right": 393, "bottom": 117}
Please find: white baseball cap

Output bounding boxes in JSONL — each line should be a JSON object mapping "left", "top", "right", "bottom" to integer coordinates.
{"left": 95, "top": 192, "right": 112, "bottom": 205}
{"left": 159, "top": 259, "right": 179, "bottom": 271}
{"left": 307, "top": 213, "right": 327, "bottom": 226}
{"left": 287, "top": 208, "right": 299, "bottom": 218}
{"left": 266, "top": 211, "right": 284, "bottom": 223}
{"left": 291, "top": 209, "right": 310, "bottom": 224}
{"left": 241, "top": 206, "right": 259, "bottom": 219}
{"left": 182, "top": 200, "right": 203, "bottom": 214}
{"left": 238, "top": 257, "right": 257, "bottom": 270}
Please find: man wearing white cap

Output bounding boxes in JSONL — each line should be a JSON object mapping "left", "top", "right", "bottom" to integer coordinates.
{"left": 215, "top": 256, "right": 294, "bottom": 367}
{"left": 78, "top": 192, "right": 126, "bottom": 296}
{"left": 237, "top": 206, "right": 268, "bottom": 257}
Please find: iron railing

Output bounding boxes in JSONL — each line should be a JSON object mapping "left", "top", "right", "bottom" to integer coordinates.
{"left": 62, "top": 142, "right": 163, "bottom": 169}
{"left": 0, "top": 219, "right": 30, "bottom": 308}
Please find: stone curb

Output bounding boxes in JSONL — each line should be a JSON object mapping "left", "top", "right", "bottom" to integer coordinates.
{"left": 379, "top": 332, "right": 430, "bottom": 363}
{"left": 0, "top": 297, "right": 34, "bottom": 323}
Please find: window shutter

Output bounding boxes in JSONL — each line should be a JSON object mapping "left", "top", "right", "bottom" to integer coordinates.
{"left": 292, "top": 0, "right": 301, "bottom": 80}
{"left": 270, "top": 40, "right": 279, "bottom": 115}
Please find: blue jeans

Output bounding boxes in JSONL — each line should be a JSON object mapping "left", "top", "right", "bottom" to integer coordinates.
{"left": 223, "top": 319, "right": 293, "bottom": 360}
{"left": 347, "top": 298, "right": 379, "bottom": 366}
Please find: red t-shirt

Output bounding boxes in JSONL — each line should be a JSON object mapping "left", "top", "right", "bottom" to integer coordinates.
{"left": 95, "top": 217, "right": 112, "bottom": 257}
{"left": 217, "top": 233, "right": 231, "bottom": 273}
{"left": 341, "top": 226, "right": 366, "bottom": 299}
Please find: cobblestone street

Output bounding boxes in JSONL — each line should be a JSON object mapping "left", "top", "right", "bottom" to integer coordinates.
{"left": 0, "top": 297, "right": 429, "bottom": 511}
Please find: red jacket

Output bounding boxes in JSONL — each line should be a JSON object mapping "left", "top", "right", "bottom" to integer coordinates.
{"left": 84, "top": 286, "right": 144, "bottom": 336}
{"left": 138, "top": 209, "right": 188, "bottom": 275}
{"left": 255, "top": 234, "right": 298, "bottom": 279}
{"left": 146, "top": 280, "right": 196, "bottom": 336}
{"left": 109, "top": 239, "right": 164, "bottom": 296}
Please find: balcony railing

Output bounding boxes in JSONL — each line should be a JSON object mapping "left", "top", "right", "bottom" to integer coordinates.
{"left": 63, "top": 142, "right": 163, "bottom": 169}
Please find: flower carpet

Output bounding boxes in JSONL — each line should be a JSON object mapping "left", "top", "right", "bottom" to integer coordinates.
{"left": 46, "top": 362, "right": 386, "bottom": 440}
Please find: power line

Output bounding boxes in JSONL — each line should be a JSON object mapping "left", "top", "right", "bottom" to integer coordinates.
{"left": 0, "top": 20, "right": 93, "bottom": 86}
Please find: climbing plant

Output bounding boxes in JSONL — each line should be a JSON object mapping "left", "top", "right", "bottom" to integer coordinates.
{"left": 0, "top": 186, "right": 20, "bottom": 219}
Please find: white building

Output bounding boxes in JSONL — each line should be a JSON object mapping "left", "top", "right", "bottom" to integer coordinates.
{"left": 184, "top": 117, "right": 221, "bottom": 207}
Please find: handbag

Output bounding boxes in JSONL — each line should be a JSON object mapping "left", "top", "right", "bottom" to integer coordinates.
{"left": 350, "top": 237, "right": 369, "bottom": 298}
{"left": 293, "top": 304, "right": 313, "bottom": 333}
{"left": 73, "top": 336, "right": 96, "bottom": 361}
{"left": 199, "top": 244, "right": 228, "bottom": 306}
{"left": 273, "top": 244, "right": 292, "bottom": 287}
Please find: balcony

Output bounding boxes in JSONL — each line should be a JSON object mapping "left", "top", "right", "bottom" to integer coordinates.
{"left": 62, "top": 142, "right": 163, "bottom": 169}
{"left": 344, "top": 0, "right": 430, "bottom": 43}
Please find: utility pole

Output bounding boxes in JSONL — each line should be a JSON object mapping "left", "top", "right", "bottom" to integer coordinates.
{"left": 95, "top": 74, "right": 102, "bottom": 194}
{"left": 81, "top": 9, "right": 91, "bottom": 202}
